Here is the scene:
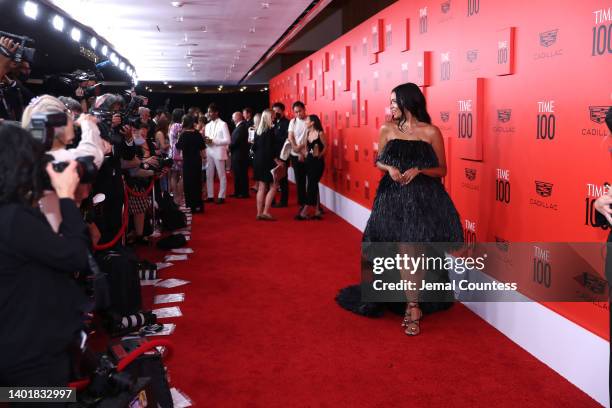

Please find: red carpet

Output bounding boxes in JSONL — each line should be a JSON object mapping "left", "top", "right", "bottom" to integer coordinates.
{"left": 146, "top": 187, "right": 599, "bottom": 407}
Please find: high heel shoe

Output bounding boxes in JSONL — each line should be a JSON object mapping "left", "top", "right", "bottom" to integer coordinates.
{"left": 404, "top": 302, "right": 422, "bottom": 336}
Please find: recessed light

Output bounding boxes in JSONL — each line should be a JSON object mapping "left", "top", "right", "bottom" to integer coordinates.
{"left": 52, "top": 15, "right": 65, "bottom": 32}
{"left": 168, "top": 85, "right": 173, "bottom": 88}
{"left": 90, "top": 37, "right": 98, "bottom": 49}
{"left": 171, "top": 1, "right": 184, "bottom": 7}
{"left": 23, "top": 1, "right": 38, "bottom": 20}
{"left": 70, "top": 28, "right": 81, "bottom": 42}
{"left": 164, "top": 81, "right": 168, "bottom": 85}
{"left": 261, "top": 2, "right": 270, "bottom": 9}
{"left": 249, "top": 27, "right": 256, "bottom": 33}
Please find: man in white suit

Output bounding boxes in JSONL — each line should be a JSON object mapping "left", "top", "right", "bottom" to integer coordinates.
{"left": 204, "top": 103, "right": 231, "bottom": 204}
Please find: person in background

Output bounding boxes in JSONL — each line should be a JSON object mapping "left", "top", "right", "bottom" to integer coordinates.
{"left": 137, "top": 106, "right": 156, "bottom": 141}
{"left": 204, "top": 103, "right": 230, "bottom": 204}
{"left": 168, "top": 108, "right": 185, "bottom": 206}
{"left": 243, "top": 107, "right": 254, "bottom": 127}
{"left": 230, "top": 111, "right": 250, "bottom": 198}
{"left": 196, "top": 113, "right": 208, "bottom": 134}
{"left": 155, "top": 115, "right": 170, "bottom": 192}
{"left": 295, "top": 114, "right": 326, "bottom": 220}
{"left": 0, "top": 37, "right": 29, "bottom": 121}
{"left": 153, "top": 108, "right": 168, "bottom": 127}
{"left": 252, "top": 109, "right": 280, "bottom": 220}
{"left": 249, "top": 112, "right": 261, "bottom": 193}
{"left": 271, "top": 102, "right": 290, "bottom": 208}
{"left": 0, "top": 123, "right": 89, "bottom": 389}
{"left": 176, "top": 114, "right": 205, "bottom": 213}
{"left": 288, "top": 101, "right": 308, "bottom": 214}
{"left": 126, "top": 123, "right": 157, "bottom": 245}
{"left": 188, "top": 106, "right": 201, "bottom": 120}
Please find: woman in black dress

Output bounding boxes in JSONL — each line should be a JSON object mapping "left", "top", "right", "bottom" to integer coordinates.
{"left": 252, "top": 109, "right": 280, "bottom": 220}
{"left": 296, "top": 114, "right": 326, "bottom": 220}
{"left": 336, "top": 83, "right": 463, "bottom": 336}
{"left": 176, "top": 114, "right": 205, "bottom": 213}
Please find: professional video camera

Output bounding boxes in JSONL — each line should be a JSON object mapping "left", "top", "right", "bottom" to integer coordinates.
{"left": 28, "top": 111, "right": 98, "bottom": 183}
{"left": 0, "top": 30, "right": 35, "bottom": 64}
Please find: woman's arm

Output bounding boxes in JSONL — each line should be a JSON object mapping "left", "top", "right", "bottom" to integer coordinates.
{"left": 418, "top": 127, "right": 447, "bottom": 178}
{"left": 375, "top": 124, "right": 400, "bottom": 178}
{"left": 318, "top": 131, "right": 327, "bottom": 157}
{"left": 156, "top": 130, "right": 169, "bottom": 152}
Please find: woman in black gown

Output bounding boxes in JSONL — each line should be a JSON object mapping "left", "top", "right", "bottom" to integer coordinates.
{"left": 296, "top": 114, "right": 326, "bottom": 220}
{"left": 336, "top": 83, "right": 463, "bottom": 336}
{"left": 176, "top": 114, "right": 205, "bottom": 213}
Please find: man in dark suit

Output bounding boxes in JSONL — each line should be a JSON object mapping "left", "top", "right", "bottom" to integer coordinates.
{"left": 230, "top": 111, "right": 250, "bottom": 198}
{"left": 271, "top": 102, "right": 290, "bottom": 207}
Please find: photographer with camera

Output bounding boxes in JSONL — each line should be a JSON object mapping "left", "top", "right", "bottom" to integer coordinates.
{"left": 0, "top": 123, "right": 90, "bottom": 388}
{"left": 0, "top": 36, "right": 32, "bottom": 121}
{"left": 22, "top": 95, "right": 108, "bottom": 169}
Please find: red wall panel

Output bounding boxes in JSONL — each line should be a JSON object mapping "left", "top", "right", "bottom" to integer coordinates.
{"left": 271, "top": 0, "right": 612, "bottom": 338}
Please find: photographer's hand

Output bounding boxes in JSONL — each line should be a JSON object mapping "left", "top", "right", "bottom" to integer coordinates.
{"left": 46, "top": 161, "right": 80, "bottom": 200}
{"left": 76, "top": 113, "right": 98, "bottom": 127}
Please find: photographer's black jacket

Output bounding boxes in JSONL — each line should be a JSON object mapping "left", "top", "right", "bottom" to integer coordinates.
{"left": 0, "top": 199, "right": 90, "bottom": 376}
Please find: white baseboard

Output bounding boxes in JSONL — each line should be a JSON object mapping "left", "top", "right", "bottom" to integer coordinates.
{"left": 315, "top": 181, "right": 609, "bottom": 407}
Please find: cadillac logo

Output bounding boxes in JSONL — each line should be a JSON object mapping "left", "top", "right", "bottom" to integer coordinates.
{"left": 465, "top": 168, "right": 476, "bottom": 181}
{"left": 539, "top": 29, "right": 559, "bottom": 47}
{"left": 497, "top": 109, "right": 512, "bottom": 123}
{"left": 440, "top": 111, "right": 450, "bottom": 122}
{"left": 441, "top": 0, "right": 450, "bottom": 13}
{"left": 535, "top": 181, "right": 553, "bottom": 197}
{"left": 589, "top": 106, "right": 611, "bottom": 124}
{"left": 466, "top": 49, "right": 478, "bottom": 62}
{"left": 495, "top": 236, "right": 509, "bottom": 252}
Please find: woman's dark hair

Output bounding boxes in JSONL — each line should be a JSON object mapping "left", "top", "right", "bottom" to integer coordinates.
{"left": 207, "top": 103, "right": 219, "bottom": 113}
{"left": 272, "top": 102, "right": 285, "bottom": 111}
{"left": 181, "top": 114, "right": 195, "bottom": 129}
{"left": 391, "top": 82, "right": 432, "bottom": 128}
{"left": 308, "top": 114, "right": 324, "bottom": 132}
{"left": 0, "top": 123, "right": 46, "bottom": 206}
{"left": 171, "top": 108, "right": 185, "bottom": 124}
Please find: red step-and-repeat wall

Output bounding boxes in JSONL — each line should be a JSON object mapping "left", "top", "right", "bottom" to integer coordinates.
{"left": 270, "top": 0, "right": 612, "bottom": 338}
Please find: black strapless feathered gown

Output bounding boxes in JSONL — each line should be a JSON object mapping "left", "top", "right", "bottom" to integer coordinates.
{"left": 336, "top": 139, "right": 464, "bottom": 317}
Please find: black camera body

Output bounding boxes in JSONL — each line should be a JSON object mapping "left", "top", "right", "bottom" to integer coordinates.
{"left": 29, "top": 111, "right": 67, "bottom": 150}
{"left": 51, "top": 155, "right": 98, "bottom": 184}
{"left": 0, "top": 30, "right": 35, "bottom": 64}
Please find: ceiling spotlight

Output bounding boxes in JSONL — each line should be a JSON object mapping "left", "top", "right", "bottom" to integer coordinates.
{"left": 168, "top": 85, "right": 173, "bottom": 88}
{"left": 70, "top": 28, "right": 81, "bottom": 42}
{"left": 171, "top": 1, "right": 184, "bottom": 7}
{"left": 219, "top": 85, "right": 223, "bottom": 89}
{"left": 110, "top": 52, "right": 118, "bottom": 65}
{"left": 101, "top": 45, "right": 108, "bottom": 56}
{"left": 194, "top": 86, "right": 199, "bottom": 91}
{"left": 119, "top": 61, "right": 126, "bottom": 71}
{"left": 240, "top": 88, "right": 244, "bottom": 92}
{"left": 52, "top": 15, "right": 65, "bottom": 32}
{"left": 164, "top": 81, "right": 168, "bottom": 85}
{"left": 90, "top": 37, "right": 98, "bottom": 49}
{"left": 23, "top": 1, "right": 38, "bottom": 20}
{"left": 261, "top": 2, "right": 270, "bottom": 9}
{"left": 249, "top": 27, "right": 256, "bottom": 33}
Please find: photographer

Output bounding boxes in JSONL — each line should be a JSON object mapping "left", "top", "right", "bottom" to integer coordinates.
{"left": 90, "top": 93, "right": 137, "bottom": 244}
{"left": 22, "top": 95, "right": 107, "bottom": 169}
{"left": 0, "top": 123, "right": 90, "bottom": 387}
{"left": 0, "top": 36, "right": 26, "bottom": 121}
